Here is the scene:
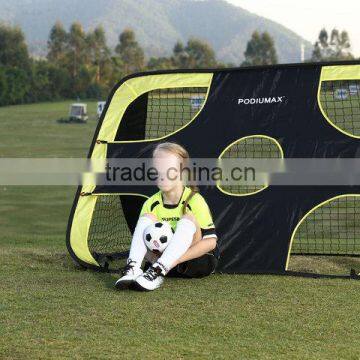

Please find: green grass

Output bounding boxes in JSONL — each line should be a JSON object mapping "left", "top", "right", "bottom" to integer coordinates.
{"left": 0, "top": 100, "right": 97, "bottom": 157}
{"left": 1, "top": 101, "right": 360, "bottom": 359}
{"left": 2, "top": 244, "right": 360, "bottom": 359}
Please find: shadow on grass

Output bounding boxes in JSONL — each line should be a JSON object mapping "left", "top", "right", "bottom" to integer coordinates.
{"left": 89, "top": 270, "right": 119, "bottom": 290}
{"left": 20, "top": 247, "right": 126, "bottom": 290}
{"left": 27, "top": 251, "right": 123, "bottom": 290}
{"left": 23, "top": 251, "right": 86, "bottom": 271}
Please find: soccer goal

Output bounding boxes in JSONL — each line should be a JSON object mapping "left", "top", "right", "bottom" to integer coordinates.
{"left": 66, "top": 62, "right": 360, "bottom": 277}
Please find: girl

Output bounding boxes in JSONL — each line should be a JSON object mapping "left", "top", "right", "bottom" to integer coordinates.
{"left": 115, "top": 142, "right": 219, "bottom": 291}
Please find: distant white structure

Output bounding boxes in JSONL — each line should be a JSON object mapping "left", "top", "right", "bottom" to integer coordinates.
{"left": 300, "top": 43, "right": 305, "bottom": 63}
{"left": 349, "top": 84, "right": 359, "bottom": 96}
{"left": 70, "top": 103, "right": 88, "bottom": 122}
{"left": 335, "top": 89, "right": 349, "bottom": 100}
{"left": 97, "top": 101, "right": 106, "bottom": 120}
{"left": 190, "top": 95, "right": 205, "bottom": 110}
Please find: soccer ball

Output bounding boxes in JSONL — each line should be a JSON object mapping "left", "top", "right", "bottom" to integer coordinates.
{"left": 143, "top": 221, "right": 174, "bottom": 254}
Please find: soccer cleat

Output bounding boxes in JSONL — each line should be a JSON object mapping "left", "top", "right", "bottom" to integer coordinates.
{"left": 134, "top": 265, "right": 165, "bottom": 291}
{"left": 115, "top": 260, "right": 143, "bottom": 290}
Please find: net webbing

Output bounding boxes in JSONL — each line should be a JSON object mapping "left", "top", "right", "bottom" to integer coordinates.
{"left": 146, "top": 87, "right": 208, "bottom": 138}
{"left": 219, "top": 137, "right": 282, "bottom": 195}
{"left": 88, "top": 196, "right": 132, "bottom": 258}
{"left": 289, "top": 80, "right": 360, "bottom": 258}
{"left": 291, "top": 196, "right": 360, "bottom": 256}
{"left": 320, "top": 80, "right": 360, "bottom": 137}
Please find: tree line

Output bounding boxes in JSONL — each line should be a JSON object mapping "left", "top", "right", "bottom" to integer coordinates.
{"left": 0, "top": 22, "right": 355, "bottom": 106}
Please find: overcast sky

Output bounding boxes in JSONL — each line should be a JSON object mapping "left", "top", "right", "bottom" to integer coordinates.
{"left": 226, "top": 0, "right": 360, "bottom": 56}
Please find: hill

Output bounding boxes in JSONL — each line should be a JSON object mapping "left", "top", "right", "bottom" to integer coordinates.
{"left": 0, "top": 0, "right": 313, "bottom": 64}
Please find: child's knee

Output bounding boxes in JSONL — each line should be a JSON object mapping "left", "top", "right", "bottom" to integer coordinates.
{"left": 181, "top": 213, "right": 201, "bottom": 240}
{"left": 181, "top": 213, "right": 197, "bottom": 225}
{"left": 207, "top": 237, "right": 217, "bottom": 251}
{"left": 142, "top": 213, "right": 157, "bottom": 222}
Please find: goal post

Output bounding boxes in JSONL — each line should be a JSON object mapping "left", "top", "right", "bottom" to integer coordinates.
{"left": 66, "top": 62, "right": 360, "bottom": 276}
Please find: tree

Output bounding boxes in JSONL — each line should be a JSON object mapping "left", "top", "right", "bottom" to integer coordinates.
{"left": 0, "top": 24, "right": 31, "bottom": 105}
{"left": 331, "top": 29, "right": 353, "bottom": 60}
{"left": 67, "top": 22, "right": 88, "bottom": 78}
{"left": 147, "top": 57, "right": 174, "bottom": 70}
{"left": 108, "top": 55, "right": 125, "bottom": 87}
{"left": 311, "top": 28, "right": 354, "bottom": 62}
{"left": 87, "top": 26, "right": 111, "bottom": 83}
{"left": 172, "top": 41, "right": 189, "bottom": 68}
{"left": 0, "top": 24, "right": 30, "bottom": 69}
{"left": 242, "top": 31, "right": 278, "bottom": 66}
{"left": 47, "top": 22, "right": 68, "bottom": 65}
{"left": 171, "top": 39, "right": 217, "bottom": 68}
{"left": 185, "top": 38, "right": 217, "bottom": 68}
{"left": 28, "top": 60, "right": 52, "bottom": 102}
{"left": 47, "top": 64, "right": 72, "bottom": 99}
{"left": 3, "top": 67, "right": 30, "bottom": 105}
{"left": 115, "top": 29, "right": 145, "bottom": 74}
{"left": 0, "top": 67, "right": 8, "bottom": 106}
{"left": 77, "top": 65, "right": 93, "bottom": 98}
{"left": 311, "top": 29, "right": 327, "bottom": 62}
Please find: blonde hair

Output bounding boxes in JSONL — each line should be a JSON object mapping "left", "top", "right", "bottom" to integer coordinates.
{"left": 153, "top": 142, "right": 198, "bottom": 214}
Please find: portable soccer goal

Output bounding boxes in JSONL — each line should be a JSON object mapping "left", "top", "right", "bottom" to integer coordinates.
{"left": 66, "top": 61, "right": 360, "bottom": 278}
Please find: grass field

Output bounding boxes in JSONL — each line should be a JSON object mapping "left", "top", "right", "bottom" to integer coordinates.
{"left": 1, "top": 101, "right": 360, "bottom": 359}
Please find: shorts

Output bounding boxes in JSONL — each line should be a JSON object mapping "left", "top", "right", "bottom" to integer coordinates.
{"left": 167, "top": 244, "right": 221, "bottom": 279}
{"left": 144, "top": 244, "right": 221, "bottom": 279}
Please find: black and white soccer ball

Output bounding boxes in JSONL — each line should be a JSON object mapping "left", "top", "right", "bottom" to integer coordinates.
{"left": 143, "top": 221, "right": 174, "bottom": 254}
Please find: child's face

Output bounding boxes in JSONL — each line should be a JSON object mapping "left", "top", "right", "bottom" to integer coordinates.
{"left": 153, "top": 150, "right": 183, "bottom": 192}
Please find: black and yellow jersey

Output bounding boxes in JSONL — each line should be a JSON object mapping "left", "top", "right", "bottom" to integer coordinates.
{"left": 140, "top": 186, "right": 217, "bottom": 239}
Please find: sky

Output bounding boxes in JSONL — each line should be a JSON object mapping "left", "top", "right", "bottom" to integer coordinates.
{"left": 226, "top": 0, "right": 360, "bottom": 56}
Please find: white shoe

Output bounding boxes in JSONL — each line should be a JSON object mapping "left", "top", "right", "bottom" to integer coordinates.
{"left": 115, "top": 260, "right": 143, "bottom": 290}
{"left": 135, "top": 265, "right": 165, "bottom": 291}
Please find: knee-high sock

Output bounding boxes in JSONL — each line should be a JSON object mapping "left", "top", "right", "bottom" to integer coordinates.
{"left": 128, "top": 216, "right": 154, "bottom": 267}
{"left": 145, "top": 250, "right": 160, "bottom": 264}
{"left": 155, "top": 218, "right": 196, "bottom": 273}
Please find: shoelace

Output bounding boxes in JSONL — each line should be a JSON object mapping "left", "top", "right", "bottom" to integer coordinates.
{"left": 122, "top": 261, "right": 136, "bottom": 275}
{"left": 143, "top": 266, "right": 162, "bottom": 281}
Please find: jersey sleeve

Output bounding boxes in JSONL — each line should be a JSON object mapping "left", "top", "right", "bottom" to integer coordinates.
{"left": 189, "top": 193, "right": 217, "bottom": 239}
{"left": 139, "top": 198, "right": 152, "bottom": 216}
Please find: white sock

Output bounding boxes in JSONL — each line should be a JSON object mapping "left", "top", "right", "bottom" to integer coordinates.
{"left": 128, "top": 216, "right": 154, "bottom": 267}
{"left": 155, "top": 218, "right": 196, "bottom": 274}
{"left": 145, "top": 250, "right": 160, "bottom": 264}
